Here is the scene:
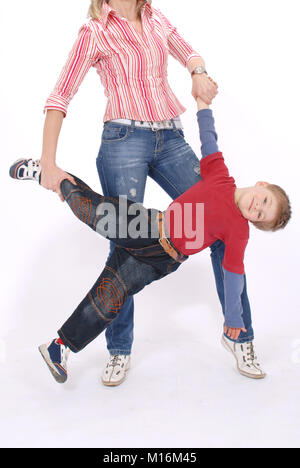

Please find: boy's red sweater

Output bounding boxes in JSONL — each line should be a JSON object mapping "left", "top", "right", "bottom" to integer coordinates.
{"left": 165, "top": 152, "right": 249, "bottom": 275}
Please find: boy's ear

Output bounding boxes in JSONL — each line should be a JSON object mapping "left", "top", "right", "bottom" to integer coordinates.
{"left": 255, "top": 181, "right": 269, "bottom": 187}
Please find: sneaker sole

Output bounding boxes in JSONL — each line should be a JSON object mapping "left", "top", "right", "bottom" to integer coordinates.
{"left": 101, "top": 361, "right": 130, "bottom": 387}
{"left": 221, "top": 336, "right": 266, "bottom": 380}
{"left": 38, "top": 344, "right": 67, "bottom": 384}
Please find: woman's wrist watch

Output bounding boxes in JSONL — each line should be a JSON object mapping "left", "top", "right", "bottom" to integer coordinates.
{"left": 191, "top": 65, "right": 207, "bottom": 77}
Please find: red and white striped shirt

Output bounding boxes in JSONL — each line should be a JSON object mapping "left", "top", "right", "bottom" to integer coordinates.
{"left": 44, "top": 1, "right": 201, "bottom": 122}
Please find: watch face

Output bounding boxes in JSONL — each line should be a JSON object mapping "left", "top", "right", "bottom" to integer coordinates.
{"left": 193, "top": 66, "right": 205, "bottom": 74}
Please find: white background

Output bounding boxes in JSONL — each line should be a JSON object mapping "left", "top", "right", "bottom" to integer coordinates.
{"left": 1, "top": 0, "right": 300, "bottom": 448}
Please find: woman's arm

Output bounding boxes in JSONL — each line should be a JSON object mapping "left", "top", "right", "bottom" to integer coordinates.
{"left": 44, "top": 24, "right": 100, "bottom": 117}
{"left": 157, "top": 10, "right": 218, "bottom": 104}
{"left": 40, "top": 110, "right": 76, "bottom": 201}
{"left": 41, "top": 25, "right": 100, "bottom": 200}
{"left": 41, "top": 110, "right": 64, "bottom": 168}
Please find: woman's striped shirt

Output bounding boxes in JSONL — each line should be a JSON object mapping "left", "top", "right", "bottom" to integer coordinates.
{"left": 44, "top": 2, "right": 202, "bottom": 122}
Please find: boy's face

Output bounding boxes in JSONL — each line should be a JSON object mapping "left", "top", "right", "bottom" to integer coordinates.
{"left": 237, "top": 182, "right": 278, "bottom": 223}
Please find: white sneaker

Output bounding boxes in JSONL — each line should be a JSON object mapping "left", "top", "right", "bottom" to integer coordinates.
{"left": 101, "top": 354, "right": 131, "bottom": 386}
{"left": 221, "top": 335, "right": 266, "bottom": 379}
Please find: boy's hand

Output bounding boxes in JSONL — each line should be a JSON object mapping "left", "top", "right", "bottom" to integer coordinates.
{"left": 224, "top": 326, "right": 247, "bottom": 341}
{"left": 196, "top": 97, "right": 210, "bottom": 111}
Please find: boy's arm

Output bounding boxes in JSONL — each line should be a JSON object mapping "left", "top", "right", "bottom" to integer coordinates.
{"left": 223, "top": 268, "right": 246, "bottom": 337}
{"left": 197, "top": 98, "right": 219, "bottom": 159}
{"left": 197, "top": 100, "right": 246, "bottom": 338}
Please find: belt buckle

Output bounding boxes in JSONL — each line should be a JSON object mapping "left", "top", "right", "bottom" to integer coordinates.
{"left": 158, "top": 237, "right": 164, "bottom": 248}
{"left": 149, "top": 121, "right": 158, "bottom": 132}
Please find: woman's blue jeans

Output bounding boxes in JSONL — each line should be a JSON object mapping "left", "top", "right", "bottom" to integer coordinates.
{"left": 96, "top": 121, "right": 254, "bottom": 351}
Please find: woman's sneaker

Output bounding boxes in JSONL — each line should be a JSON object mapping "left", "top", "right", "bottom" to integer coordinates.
{"left": 9, "top": 158, "right": 41, "bottom": 182}
{"left": 38, "top": 339, "right": 70, "bottom": 383}
{"left": 222, "top": 335, "right": 266, "bottom": 379}
{"left": 102, "top": 354, "right": 131, "bottom": 386}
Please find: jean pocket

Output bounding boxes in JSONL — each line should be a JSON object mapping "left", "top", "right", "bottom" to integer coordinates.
{"left": 102, "top": 125, "right": 130, "bottom": 142}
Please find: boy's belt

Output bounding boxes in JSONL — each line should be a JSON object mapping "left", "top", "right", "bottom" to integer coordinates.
{"left": 157, "top": 212, "right": 186, "bottom": 264}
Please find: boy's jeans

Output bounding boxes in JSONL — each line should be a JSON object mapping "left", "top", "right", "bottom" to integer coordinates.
{"left": 58, "top": 176, "right": 187, "bottom": 352}
{"left": 96, "top": 122, "right": 254, "bottom": 348}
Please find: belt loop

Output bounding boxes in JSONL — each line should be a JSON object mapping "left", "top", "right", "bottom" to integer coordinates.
{"left": 130, "top": 120, "right": 135, "bottom": 132}
{"left": 171, "top": 119, "right": 176, "bottom": 130}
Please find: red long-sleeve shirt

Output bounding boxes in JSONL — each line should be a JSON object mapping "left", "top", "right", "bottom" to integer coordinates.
{"left": 165, "top": 152, "right": 249, "bottom": 275}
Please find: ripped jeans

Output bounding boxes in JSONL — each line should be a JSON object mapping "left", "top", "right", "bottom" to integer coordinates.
{"left": 58, "top": 176, "right": 187, "bottom": 352}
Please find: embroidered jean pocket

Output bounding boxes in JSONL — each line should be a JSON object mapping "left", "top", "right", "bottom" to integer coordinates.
{"left": 102, "top": 125, "right": 130, "bottom": 142}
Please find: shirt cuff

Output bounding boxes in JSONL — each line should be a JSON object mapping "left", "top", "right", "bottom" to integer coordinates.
{"left": 43, "top": 94, "right": 69, "bottom": 117}
{"left": 186, "top": 53, "right": 203, "bottom": 69}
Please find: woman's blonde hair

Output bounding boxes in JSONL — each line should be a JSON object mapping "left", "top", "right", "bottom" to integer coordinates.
{"left": 88, "top": 0, "right": 151, "bottom": 20}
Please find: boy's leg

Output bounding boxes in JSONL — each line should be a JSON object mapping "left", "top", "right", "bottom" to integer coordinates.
{"left": 60, "top": 175, "right": 159, "bottom": 249}
{"left": 103, "top": 241, "right": 133, "bottom": 359}
{"left": 57, "top": 246, "right": 169, "bottom": 354}
{"left": 60, "top": 174, "right": 160, "bottom": 382}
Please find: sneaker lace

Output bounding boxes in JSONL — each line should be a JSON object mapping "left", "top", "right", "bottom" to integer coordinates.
{"left": 246, "top": 342, "right": 258, "bottom": 364}
{"left": 26, "top": 159, "right": 40, "bottom": 177}
{"left": 109, "top": 355, "right": 121, "bottom": 367}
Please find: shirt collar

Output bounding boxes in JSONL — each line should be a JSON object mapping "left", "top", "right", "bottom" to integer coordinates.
{"left": 100, "top": 1, "right": 152, "bottom": 28}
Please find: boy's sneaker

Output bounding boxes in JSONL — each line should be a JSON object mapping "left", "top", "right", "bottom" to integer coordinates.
{"left": 9, "top": 158, "right": 41, "bottom": 182}
{"left": 38, "top": 339, "right": 70, "bottom": 383}
{"left": 102, "top": 354, "right": 131, "bottom": 387}
{"left": 221, "top": 335, "right": 266, "bottom": 379}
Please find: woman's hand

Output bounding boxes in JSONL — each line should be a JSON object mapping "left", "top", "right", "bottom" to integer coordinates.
{"left": 224, "top": 326, "right": 247, "bottom": 341}
{"left": 40, "top": 163, "right": 76, "bottom": 202}
{"left": 192, "top": 73, "right": 218, "bottom": 104}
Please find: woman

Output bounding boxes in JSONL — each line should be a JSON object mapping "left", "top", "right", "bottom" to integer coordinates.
{"left": 39, "top": 0, "right": 254, "bottom": 386}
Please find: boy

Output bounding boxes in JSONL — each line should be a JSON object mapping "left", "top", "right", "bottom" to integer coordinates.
{"left": 10, "top": 99, "right": 291, "bottom": 384}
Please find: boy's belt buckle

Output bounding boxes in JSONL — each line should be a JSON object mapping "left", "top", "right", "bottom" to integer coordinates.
{"left": 157, "top": 213, "right": 184, "bottom": 264}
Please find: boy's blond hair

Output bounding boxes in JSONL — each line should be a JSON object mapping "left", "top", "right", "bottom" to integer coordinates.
{"left": 252, "top": 184, "right": 291, "bottom": 232}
